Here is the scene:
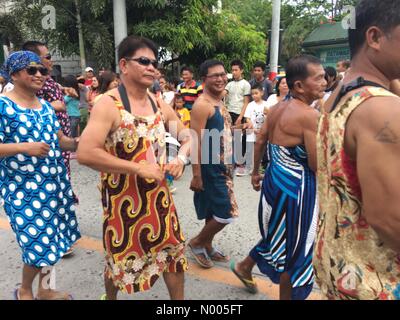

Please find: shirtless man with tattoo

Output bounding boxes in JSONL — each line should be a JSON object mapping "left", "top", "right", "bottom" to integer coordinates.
{"left": 314, "top": 0, "right": 400, "bottom": 300}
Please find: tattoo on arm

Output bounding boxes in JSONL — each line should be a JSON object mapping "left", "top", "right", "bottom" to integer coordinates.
{"left": 375, "top": 121, "right": 399, "bottom": 144}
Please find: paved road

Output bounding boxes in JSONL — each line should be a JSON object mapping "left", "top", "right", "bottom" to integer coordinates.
{"left": 0, "top": 160, "right": 321, "bottom": 300}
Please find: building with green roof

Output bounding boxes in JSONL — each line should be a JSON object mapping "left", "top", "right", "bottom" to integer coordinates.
{"left": 302, "top": 22, "right": 350, "bottom": 68}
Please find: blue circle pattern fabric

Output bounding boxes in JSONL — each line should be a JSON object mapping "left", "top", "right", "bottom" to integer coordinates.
{"left": 0, "top": 95, "right": 81, "bottom": 267}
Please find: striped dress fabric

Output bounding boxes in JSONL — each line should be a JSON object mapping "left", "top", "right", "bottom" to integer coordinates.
{"left": 250, "top": 143, "right": 318, "bottom": 300}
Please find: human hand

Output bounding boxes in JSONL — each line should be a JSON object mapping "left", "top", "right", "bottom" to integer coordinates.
{"left": 22, "top": 142, "right": 50, "bottom": 158}
{"left": 251, "top": 173, "right": 263, "bottom": 191}
{"left": 242, "top": 122, "right": 253, "bottom": 130}
{"left": 137, "top": 163, "right": 164, "bottom": 183}
{"left": 234, "top": 116, "right": 243, "bottom": 126}
{"left": 190, "top": 175, "right": 204, "bottom": 193}
{"left": 164, "top": 157, "right": 185, "bottom": 180}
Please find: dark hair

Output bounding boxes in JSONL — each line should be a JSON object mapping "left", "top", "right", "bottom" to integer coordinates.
{"left": 63, "top": 75, "right": 80, "bottom": 99}
{"left": 199, "top": 59, "right": 225, "bottom": 78}
{"left": 175, "top": 93, "right": 184, "bottom": 101}
{"left": 181, "top": 66, "right": 193, "bottom": 74}
{"left": 173, "top": 93, "right": 184, "bottom": 110}
{"left": 324, "top": 66, "right": 337, "bottom": 81}
{"left": 349, "top": 0, "right": 400, "bottom": 58}
{"left": 285, "top": 55, "right": 321, "bottom": 90}
{"left": 231, "top": 59, "right": 245, "bottom": 70}
{"left": 253, "top": 61, "right": 266, "bottom": 71}
{"left": 117, "top": 36, "right": 158, "bottom": 61}
{"left": 22, "top": 41, "right": 46, "bottom": 55}
{"left": 98, "top": 71, "right": 117, "bottom": 94}
{"left": 251, "top": 83, "right": 264, "bottom": 91}
{"left": 275, "top": 77, "right": 287, "bottom": 97}
{"left": 342, "top": 60, "right": 351, "bottom": 69}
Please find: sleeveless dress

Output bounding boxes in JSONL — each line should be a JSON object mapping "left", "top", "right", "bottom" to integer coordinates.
{"left": 0, "top": 96, "right": 80, "bottom": 267}
{"left": 101, "top": 94, "right": 187, "bottom": 294}
{"left": 315, "top": 86, "right": 400, "bottom": 300}
{"left": 250, "top": 144, "right": 318, "bottom": 300}
{"left": 194, "top": 106, "right": 238, "bottom": 223}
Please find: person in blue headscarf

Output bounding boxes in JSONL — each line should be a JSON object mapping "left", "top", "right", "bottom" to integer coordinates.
{"left": 0, "top": 51, "right": 81, "bottom": 300}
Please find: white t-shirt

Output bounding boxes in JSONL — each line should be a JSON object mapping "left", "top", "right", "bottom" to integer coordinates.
{"left": 265, "top": 94, "right": 279, "bottom": 109}
{"left": 162, "top": 91, "right": 175, "bottom": 105}
{"left": 244, "top": 100, "right": 267, "bottom": 142}
{"left": 2, "top": 82, "right": 14, "bottom": 93}
{"left": 225, "top": 79, "right": 251, "bottom": 115}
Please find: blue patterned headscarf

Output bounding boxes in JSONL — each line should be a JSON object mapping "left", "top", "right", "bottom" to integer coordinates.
{"left": 3, "top": 51, "right": 42, "bottom": 76}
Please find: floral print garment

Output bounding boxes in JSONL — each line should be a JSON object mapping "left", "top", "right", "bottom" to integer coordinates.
{"left": 101, "top": 94, "right": 187, "bottom": 294}
{"left": 315, "top": 86, "right": 400, "bottom": 300}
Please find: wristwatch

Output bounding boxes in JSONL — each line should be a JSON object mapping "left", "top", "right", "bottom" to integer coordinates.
{"left": 177, "top": 154, "right": 190, "bottom": 166}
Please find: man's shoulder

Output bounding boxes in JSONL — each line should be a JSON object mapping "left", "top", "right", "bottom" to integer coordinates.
{"left": 192, "top": 95, "right": 213, "bottom": 109}
{"left": 350, "top": 92, "right": 400, "bottom": 122}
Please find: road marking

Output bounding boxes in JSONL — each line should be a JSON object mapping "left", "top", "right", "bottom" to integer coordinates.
{"left": 0, "top": 217, "right": 322, "bottom": 300}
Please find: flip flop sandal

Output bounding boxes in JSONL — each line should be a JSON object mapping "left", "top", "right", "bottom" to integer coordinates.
{"left": 13, "top": 288, "right": 20, "bottom": 300}
{"left": 209, "top": 247, "right": 230, "bottom": 262}
{"left": 188, "top": 243, "right": 214, "bottom": 269}
{"left": 36, "top": 293, "right": 74, "bottom": 300}
{"left": 62, "top": 247, "right": 75, "bottom": 258}
{"left": 230, "top": 260, "right": 258, "bottom": 294}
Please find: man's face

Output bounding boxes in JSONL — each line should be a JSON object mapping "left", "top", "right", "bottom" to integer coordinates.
{"left": 231, "top": 65, "right": 243, "bottom": 80}
{"left": 253, "top": 67, "right": 264, "bottom": 80}
{"left": 181, "top": 70, "right": 193, "bottom": 83}
{"left": 204, "top": 65, "right": 228, "bottom": 95}
{"left": 301, "top": 64, "right": 327, "bottom": 101}
{"left": 37, "top": 45, "right": 53, "bottom": 73}
{"left": 378, "top": 25, "right": 400, "bottom": 80}
{"left": 120, "top": 47, "right": 157, "bottom": 88}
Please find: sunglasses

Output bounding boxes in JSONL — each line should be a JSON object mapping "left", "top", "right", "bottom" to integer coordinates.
{"left": 42, "top": 54, "right": 52, "bottom": 60}
{"left": 26, "top": 66, "right": 49, "bottom": 76}
{"left": 125, "top": 56, "right": 158, "bottom": 69}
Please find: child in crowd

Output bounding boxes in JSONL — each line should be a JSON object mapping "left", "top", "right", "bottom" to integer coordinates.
{"left": 244, "top": 84, "right": 268, "bottom": 172}
{"left": 63, "top": 75, "right": 81, "bottom": 139}
{"left": 174, "top": 94, "right": 190, "bottom": 128}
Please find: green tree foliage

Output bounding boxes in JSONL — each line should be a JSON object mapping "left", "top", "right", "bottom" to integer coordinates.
{"left": 1, "top": 0, "right": 265, "bottom": 73}
{"left": 221, "top": 0, "right": 357, "bottom": 65}
{"left": 132, "top": 1, "right": 266, "bottom": 73}
{"left": 1, "top": 0, "right": 358, "bottom": 70}
{"left": 4, "top": 0, "right": 114, "bottom": 68}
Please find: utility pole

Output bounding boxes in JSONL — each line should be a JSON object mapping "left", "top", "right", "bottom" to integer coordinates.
{"left": 74, "top": 0, "right": 86, "bottom": 73}
{"left": 113, "top": 0, "right": 128, "bottom": 72}
{"left": 269, "top": 0, "right": 281, "bottom": 80}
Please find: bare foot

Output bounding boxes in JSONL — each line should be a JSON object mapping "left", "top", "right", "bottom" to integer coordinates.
{"left": 236, "top": 262, "right": 254, "bottom": 281}
{"left": 37, "top": 289, "right": 73, "bottom": 300}
{"left": 17, "top": 288, "right": 35, "bottom": 300}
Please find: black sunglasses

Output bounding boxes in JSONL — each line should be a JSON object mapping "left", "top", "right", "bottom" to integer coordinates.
{"left": 125, "top": 56, "right": 158, "bottom": 69}
{"left": 42, "top": 54, "right": 52, "bottom": 60}
{"left": 26, "top": 66, "right": 49, "bottom": 76}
